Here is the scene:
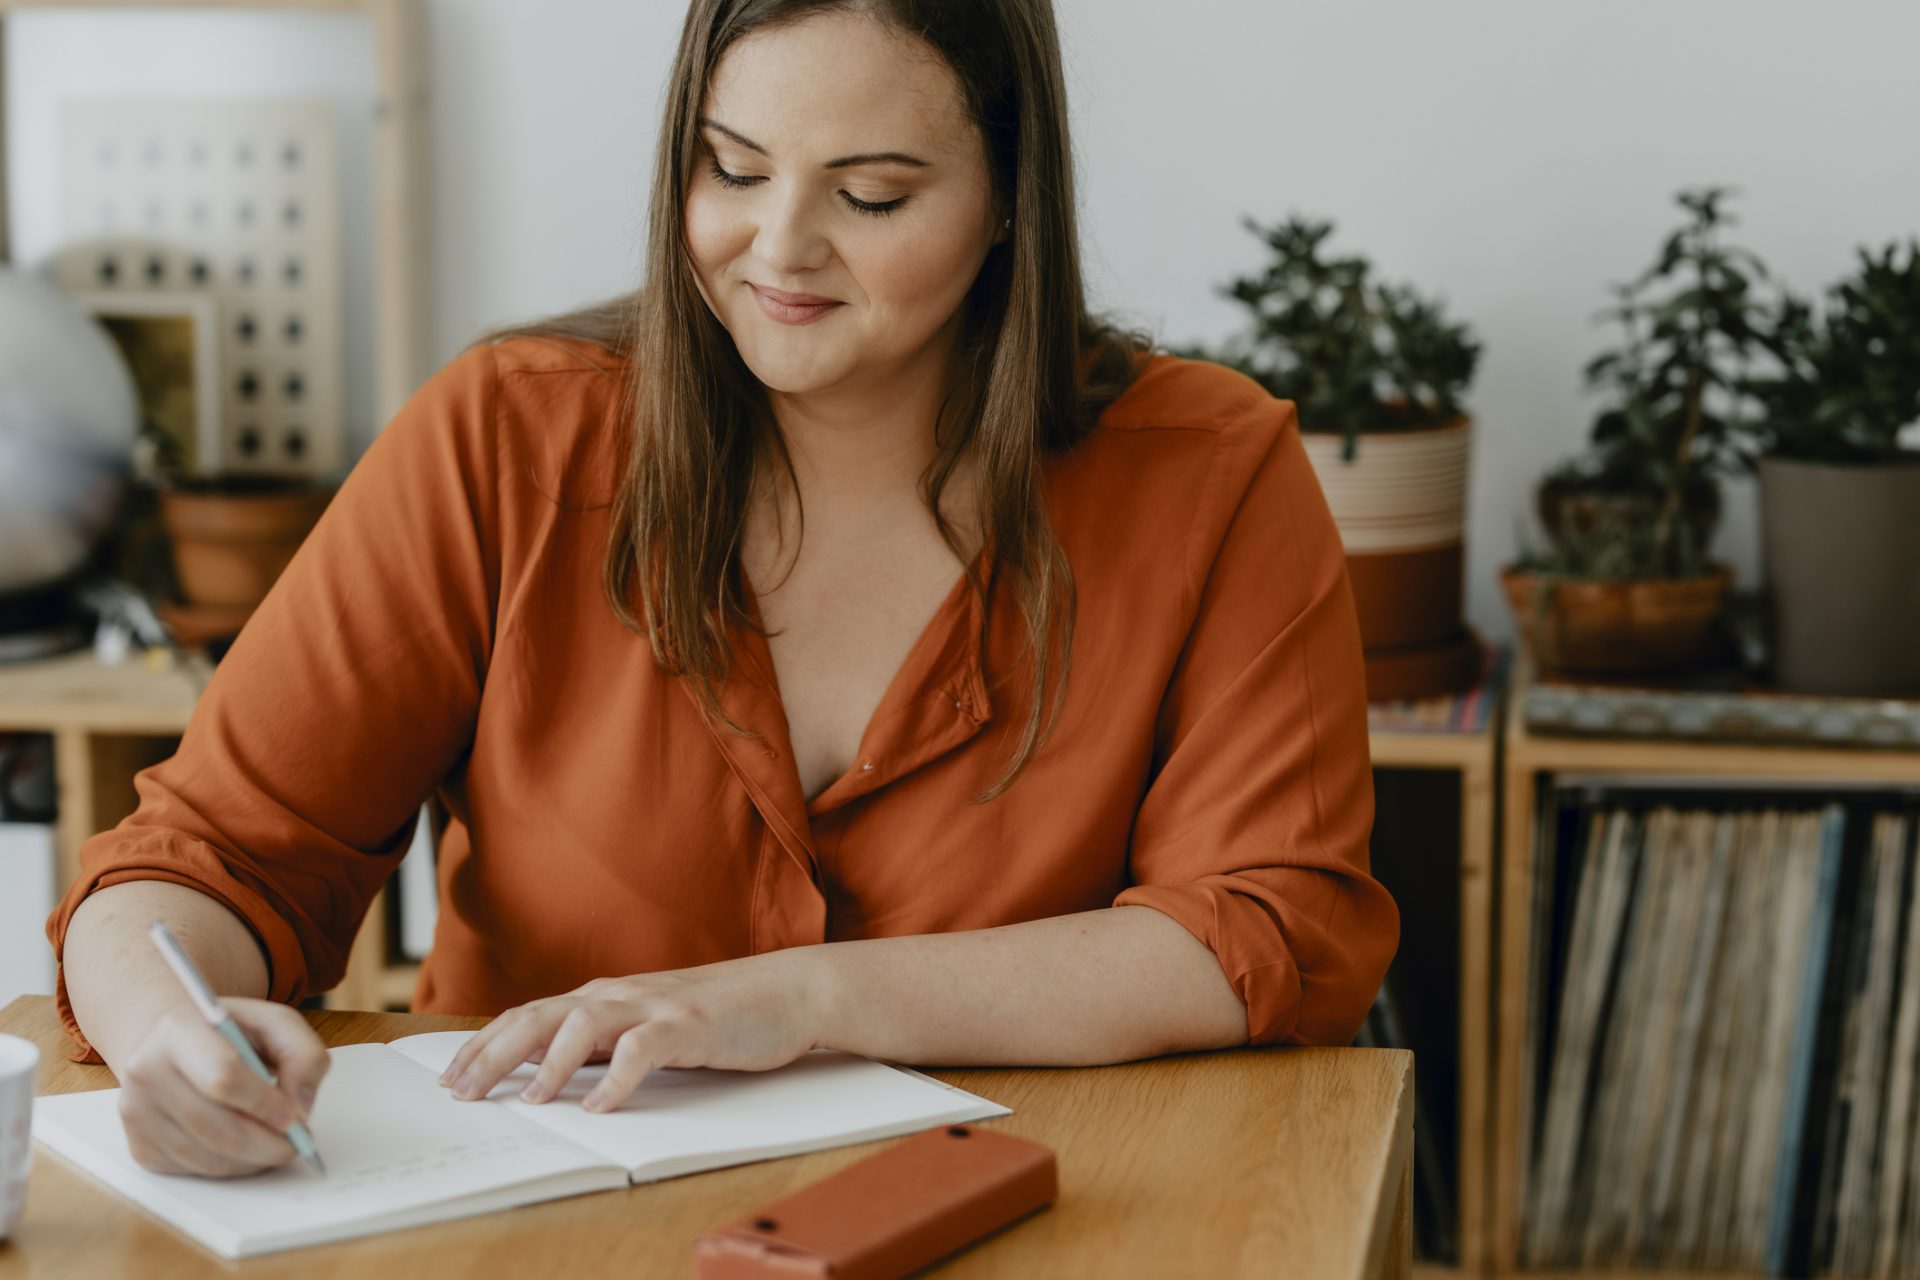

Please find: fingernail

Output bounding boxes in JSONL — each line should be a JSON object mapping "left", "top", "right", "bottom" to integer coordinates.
{"left": 297, "top": 1086, "right": 317, "bottom": 1115}
{"left": 519, "top": 1083, "right": 545, "bottom": 1104}
{"left": 582, "top": 1088, "right": 607, "bottom": 1112}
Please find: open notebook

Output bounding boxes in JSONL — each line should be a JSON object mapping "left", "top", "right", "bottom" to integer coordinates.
{"left": 31, "top": 1030, "right": 1009, "bottom": 1258}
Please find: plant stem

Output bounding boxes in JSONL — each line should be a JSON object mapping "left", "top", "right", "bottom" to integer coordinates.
{"left": 1652, "top": 221, "right": 1710, "bottom": 578}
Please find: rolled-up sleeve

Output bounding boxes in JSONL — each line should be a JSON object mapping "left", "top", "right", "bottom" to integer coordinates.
{"left": 45, "top": 343, "right": 503, "bottom": 1061}
{"left": 1113, "top": 390, "right": 1399, "bottom": 1047}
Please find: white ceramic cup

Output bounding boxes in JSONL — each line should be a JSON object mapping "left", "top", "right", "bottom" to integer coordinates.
{"left": 0, "top": 1032, "right": 38, "bottom": 1241}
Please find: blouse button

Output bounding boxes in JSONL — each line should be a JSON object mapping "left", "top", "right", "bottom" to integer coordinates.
{"left": 860, "top": 761, "right": 874, "bottom": 772}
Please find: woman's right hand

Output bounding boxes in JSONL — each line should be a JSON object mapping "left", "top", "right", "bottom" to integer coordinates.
{"left": 114, "top": 997, "right": 330, "bottom": 1178}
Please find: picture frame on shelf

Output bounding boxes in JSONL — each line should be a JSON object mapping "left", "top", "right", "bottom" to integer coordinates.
{"left": 72, "top": 288, "right": 222, "bottom": 478}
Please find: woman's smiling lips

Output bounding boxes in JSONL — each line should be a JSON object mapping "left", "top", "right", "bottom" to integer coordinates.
{"left": 750, "top": 283, "right": 844, "bottom": 324}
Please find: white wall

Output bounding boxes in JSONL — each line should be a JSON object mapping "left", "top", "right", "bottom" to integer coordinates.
{"left": 12, "top": 1, "right": 1920, "bottom": 643}
{"left": 1062, "top": 0, "right": 1920, "bottom": 643}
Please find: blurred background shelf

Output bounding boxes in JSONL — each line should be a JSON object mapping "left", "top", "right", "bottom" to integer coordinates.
{"left": 0, "top": 647, "right": 204, "bottom": 887}
{"left": 0, "top": 645, "right": 411, "bottom": 1014}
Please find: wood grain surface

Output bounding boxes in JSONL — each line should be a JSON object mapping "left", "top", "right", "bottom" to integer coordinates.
{"left": 0, "top": 996, "right": 1411, "bottom": 1278}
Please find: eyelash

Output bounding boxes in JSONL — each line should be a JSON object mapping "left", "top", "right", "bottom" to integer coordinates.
{"left": 704, "top": 159, "right": 908, "bottom": 218}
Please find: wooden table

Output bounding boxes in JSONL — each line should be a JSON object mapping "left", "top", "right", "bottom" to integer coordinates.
{"left": 0, "top": 996, "right": 1413, "bottom": 1278}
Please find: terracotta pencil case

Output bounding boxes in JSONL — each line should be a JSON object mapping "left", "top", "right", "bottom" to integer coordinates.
{"left": 692, "top": 1123, "right": 1057, "bottom": 1279}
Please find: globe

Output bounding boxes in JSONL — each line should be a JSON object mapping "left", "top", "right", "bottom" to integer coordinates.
{"left": 0, "top": 267, "right": 138, "bottom": 596}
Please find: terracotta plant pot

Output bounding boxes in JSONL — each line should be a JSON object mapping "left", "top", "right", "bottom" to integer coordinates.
{"left": 1301, "top": 416, "right": 1479, "bottom": 697}
{"left": 1498, "top": 564, "right": 1734, "bottom": 676}
{"left": 160, "top": 478, "right": 333, "bottom": 609}
{"left": 1759, "top": 452, "right": 1920, "bottom": 697}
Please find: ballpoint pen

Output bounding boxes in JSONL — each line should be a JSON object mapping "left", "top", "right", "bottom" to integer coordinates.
{"left": 147, "top": 920, "right": 327, "bottom": 1175}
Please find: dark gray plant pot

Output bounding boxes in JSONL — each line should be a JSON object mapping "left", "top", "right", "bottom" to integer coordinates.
{"left": 1758, "top": 452, "right": 1920, "bottom": 697}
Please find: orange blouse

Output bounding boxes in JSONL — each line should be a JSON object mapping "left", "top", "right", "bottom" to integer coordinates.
{"left": 47, "top": 336, "right": 1398, "bottom": 1062}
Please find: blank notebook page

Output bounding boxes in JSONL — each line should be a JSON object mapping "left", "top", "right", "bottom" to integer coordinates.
{"left": 386, "top": 1031, "right": 1010, "bottom": 1177}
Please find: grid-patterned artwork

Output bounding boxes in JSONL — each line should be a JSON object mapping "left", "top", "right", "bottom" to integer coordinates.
{"left": 53, "top": 99, "right": 344, "bottom": 478}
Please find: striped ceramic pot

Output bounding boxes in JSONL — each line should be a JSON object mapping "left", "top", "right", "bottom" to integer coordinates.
{"left": 1300, "top": 417, "right": 1480, "bottom": 699}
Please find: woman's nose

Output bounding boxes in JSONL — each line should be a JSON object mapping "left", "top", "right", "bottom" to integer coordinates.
{"left": 751, "top": 188, "right": 832, "bottom": 276}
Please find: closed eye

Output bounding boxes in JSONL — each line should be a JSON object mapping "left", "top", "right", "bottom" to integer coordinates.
{"left": 704, "top": 160, "right": 908, "bottom": 218}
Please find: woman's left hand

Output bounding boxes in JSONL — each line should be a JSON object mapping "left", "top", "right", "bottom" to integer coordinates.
{"left": 436, "top": 951, "right": 828, "bottom": 1112}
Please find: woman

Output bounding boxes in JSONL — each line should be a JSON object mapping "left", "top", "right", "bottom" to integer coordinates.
{"left": 50, "top": 0, "right": 1398, "bottom": 1178}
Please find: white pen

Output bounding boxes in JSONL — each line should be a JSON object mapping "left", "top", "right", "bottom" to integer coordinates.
{"left": 147, "top": 920, "right": 326, "bottom": 1175}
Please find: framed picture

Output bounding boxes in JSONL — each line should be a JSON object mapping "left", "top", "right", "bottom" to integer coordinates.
{"left": 72, "top": 289, "right": 222, "bottom": 477}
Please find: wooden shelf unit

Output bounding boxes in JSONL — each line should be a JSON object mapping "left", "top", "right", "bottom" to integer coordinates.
{"left": 1369, "top": 698, "right": 1504, "bottom": 1280}
{"left": 0, "top": 647, "right": 410, "bottom": 1012}
{"left": 0, "top": 648, "right": 206, "bottom": 885}
{"left": 1492, "top": 663, "right": 1920, "bottom": 1278}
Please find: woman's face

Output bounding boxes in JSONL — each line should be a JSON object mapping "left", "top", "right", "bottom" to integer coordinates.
{"left": 684, "top": 10, "right": 1005, "bottom": 398}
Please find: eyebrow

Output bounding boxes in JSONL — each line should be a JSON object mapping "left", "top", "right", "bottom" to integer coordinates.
{"left": 696, "top": 117, "right": 931, "bottom": 170}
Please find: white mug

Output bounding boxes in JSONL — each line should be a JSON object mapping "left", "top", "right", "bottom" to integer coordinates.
{"left": 0, "top": 1032, "right": 38, "bottom": 1241}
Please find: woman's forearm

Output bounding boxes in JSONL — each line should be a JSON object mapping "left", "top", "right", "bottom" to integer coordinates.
{"left": 805, "top": 905, "right": 1250, "bottom": 1066}
{"left": 64, "top": 881, "right": 271, "bottom": 1071}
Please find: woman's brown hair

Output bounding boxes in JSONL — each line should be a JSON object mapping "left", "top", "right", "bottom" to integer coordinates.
{"left": 476, "top": 0, "right": 1153, "bottom": 801}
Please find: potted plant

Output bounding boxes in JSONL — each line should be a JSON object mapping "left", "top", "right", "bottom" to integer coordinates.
{"left": 1503, "top": 186, "right": 1772, "bottom": 677}
{"left": 1180, "top": 215, "right": 1485, "bottom": 700}
{"left": 1741, "top": 238, "right": 1920, "bottom": 696}
{"left": 132, "top": 420, "right": 333, "bottom": 648}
